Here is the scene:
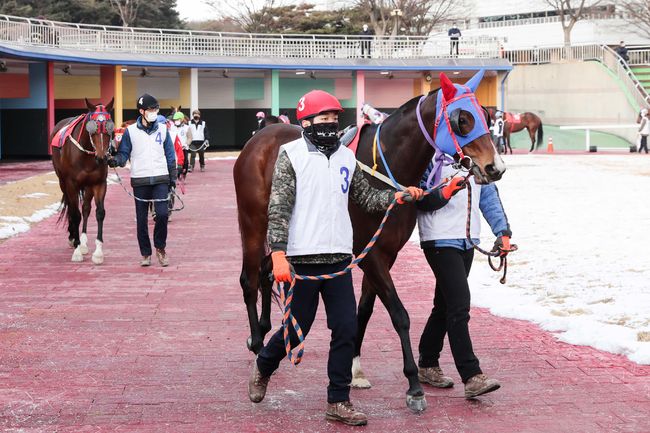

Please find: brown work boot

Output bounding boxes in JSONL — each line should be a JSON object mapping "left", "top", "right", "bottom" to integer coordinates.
{"left": 464, "top": 373, "right": 500, "bottom": 398}
{"left": 325, "top": 401, "right": 368, "bottom": 426}
{"left": 248, "top": 359, "right": 270, "bottom": 403}
{"left": 156, "top": 249, "right": 169, "bottom": 267}
{"left": 418, "top": 366, "right": 454, "bottom": 388}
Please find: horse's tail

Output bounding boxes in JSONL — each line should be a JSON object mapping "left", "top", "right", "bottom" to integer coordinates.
{"left": 56, "top": 194, "right": 69, "bottom": 225}
{"left": 536, "top": 121, "right": 544, "bottom": 150}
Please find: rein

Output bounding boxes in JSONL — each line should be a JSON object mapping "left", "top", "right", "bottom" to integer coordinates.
{"left": 464, "top": 178, "right": 518, "bottom": 284}
{"left": 111, "top": 168, "right": 184, "bottom": 209}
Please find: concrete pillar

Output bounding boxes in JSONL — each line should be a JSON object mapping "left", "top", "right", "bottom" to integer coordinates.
{"left": 190, "top": 68, "right": 199, "bottom": 113}
{"left": 271, "top": 69, "right": 280, "bottom": 116}
{"left": 114, "top": 66, "right": 123, "bottom": 126}
{"left": 47, "top": 61, "right": 55, "bottom": 155}
{"left": 355, "top": 71, "right": 365, "bottom": 127}
{"left": 100, "top": 65, "right": 115, "bottom": 106}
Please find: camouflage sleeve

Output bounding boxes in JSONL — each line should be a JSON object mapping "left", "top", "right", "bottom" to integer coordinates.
{"left": 349, "top": 164, "right": 394, "bottom": 213}
{"left": 267, "top": 149, "right": 296, "bottom": 252}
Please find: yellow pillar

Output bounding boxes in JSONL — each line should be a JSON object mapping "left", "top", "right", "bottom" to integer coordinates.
{"left": 179, "top": 69, "right": 191, "bottom": 110}
{"left": 114, "top": 65, "right": 123, "bottom": 126}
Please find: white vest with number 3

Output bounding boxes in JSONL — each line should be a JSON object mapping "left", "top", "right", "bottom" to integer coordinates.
{"left": 283, "top": 137, "right": 357, "bottom": 256}
{"left": 127, "top": 122, "right": 169, "bottom": 179}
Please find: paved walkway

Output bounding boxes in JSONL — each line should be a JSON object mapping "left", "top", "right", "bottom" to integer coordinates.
{"left": 0, "top": 159, "right": 648, "bottom": 432}
{"left": 0, "top": 160, "right": 53, "bottom": 185}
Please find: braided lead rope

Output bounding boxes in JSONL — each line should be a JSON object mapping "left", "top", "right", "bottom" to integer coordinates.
{"left": 464, "top": 179, "right": 518, "bottom": 284}
{"left": 272, "top": 176, "right": 464, "bottom": 365}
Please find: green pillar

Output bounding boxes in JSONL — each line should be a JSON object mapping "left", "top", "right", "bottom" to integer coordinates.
{"left": 271, "top": 70, "right": 280, "bottom": 116}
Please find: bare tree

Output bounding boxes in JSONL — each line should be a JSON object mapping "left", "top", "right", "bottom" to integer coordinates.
{"left": 619, "top": 1, "right": 650, "bottom": 40}
{"left": 354, "top": 0, "right": 465, "bottom": 36}
{"left": 108, "top": 0, "right": 140, "bottom": 27}
{"left": 545, "top": 0, "right": 603, "bottom": 59}
{"left": 203, "top": 0, "right": 279, "bottom": 33}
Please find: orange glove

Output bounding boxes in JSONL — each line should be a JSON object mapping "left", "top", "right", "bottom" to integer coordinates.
{"left": 271, "top": 251, "right": 293, "bottom": 282}
{"left": 493, "top": 236, "right": 511, "bottom": 257}
{"left": 395, "top": 186, "right": 424, "bottom": 204}
{"left": 441, "top": 176, "right": 467, "bottom": 200}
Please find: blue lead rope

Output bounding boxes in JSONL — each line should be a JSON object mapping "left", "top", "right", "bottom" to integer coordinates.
{"left": 374, "top": 124, "right": 402, "bottom": 191}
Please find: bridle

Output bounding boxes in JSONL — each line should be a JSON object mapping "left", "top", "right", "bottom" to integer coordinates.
{"left": 69, "top": 105, "right": 115, "bottom": 157}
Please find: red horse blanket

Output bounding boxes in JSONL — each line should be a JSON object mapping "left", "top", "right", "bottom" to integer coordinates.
{"left": 505, "top": 112, "right": 522, "bottom": 124}
{"left": 51, "top": 115, "right": 85, "bottom": 149}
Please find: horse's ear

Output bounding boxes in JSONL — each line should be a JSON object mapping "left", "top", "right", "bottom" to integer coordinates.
{"left": 465, "top": 69, "right": 485, "bottom": 93}
{"left": 85, "top": 98, "right": 96, "bottom": 112}
{"left": 439, "top": 73, "right": 457, "bottom": 101}
{"left": 105, "top": 97, "right": 114, "bottom": 113}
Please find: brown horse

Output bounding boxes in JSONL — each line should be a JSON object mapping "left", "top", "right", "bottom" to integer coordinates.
{"left": 488, "top": 109, "right": 543, "bottom": 153}
{"left": 51, "top": 98, "right": 114, "bottom": 264}
{"left": 234, "top": 80, "right": 506, "bottom": 411}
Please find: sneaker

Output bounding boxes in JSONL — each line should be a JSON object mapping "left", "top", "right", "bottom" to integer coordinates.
{"left": 418, "top": 366, "right": 454, "bottom": 388}
{"left": 325, "top": 401, "right": 368, "bottom": 426}
{"left": 248, "top": 359, "right": 270, "bottom": 403}
{"left": 156, "top": 249, "right": 169, "bottom": 267}
{"left": 200, "top": 166, "right": 205, "bottom": 172}
{"left": 188, "top": 166, "right": 193, "bottom": 173}
{"left": 464, "top": 373, "right": 500, "bottom": 398}
{"left": 140, "top": 256, "right": 151, "bottom": 267}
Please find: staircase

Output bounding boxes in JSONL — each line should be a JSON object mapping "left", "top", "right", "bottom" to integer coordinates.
{"left": 630, "top": 65, "right": 650, "bottom": 94}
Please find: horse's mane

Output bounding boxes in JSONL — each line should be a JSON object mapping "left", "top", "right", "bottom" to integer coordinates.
{"left": 381, "top": 87, "right": 439, "bottom": 129}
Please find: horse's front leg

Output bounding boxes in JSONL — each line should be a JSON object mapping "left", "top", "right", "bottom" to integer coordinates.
{"left": 66, "top": 183, "right": 83, "bottom": 262}
{"left": 350, "top": 276, "right": 376, "bottom": 389}
{"left": 79, "top": 189, "right": 93, "bottom": 255}
{"left": 91, "top": 183, "right": 107, "bottom": 265}
{"left": 362, "top": 255, "right": 426, "bottom": 413}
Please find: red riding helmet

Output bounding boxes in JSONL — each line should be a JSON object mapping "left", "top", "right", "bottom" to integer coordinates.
{"left": 296, "top": 90, "right": 343, "bottom": 121}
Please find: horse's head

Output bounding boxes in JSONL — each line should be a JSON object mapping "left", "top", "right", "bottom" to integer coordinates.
{"left": 433, "top": 70, "right": 505, "bottom": 184}
{"left": 84, "top": 98, "right": 115, "bottom": 163}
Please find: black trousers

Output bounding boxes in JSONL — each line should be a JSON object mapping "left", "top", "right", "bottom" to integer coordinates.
{"left": 418, "top": 247, "right": 482, "bottom": 383}
{"left": 256, "top": 259, "right": 356, "bottom": 403}
{"left": 450, "top": 39, "right": 459, "bottom": 56}
{"left": 640, "top": 136, "right": 648, "bottom": 154}
{"left": 189, "top": 140, "right": 205, "bottom": 169}
{"left": 181, "top": 149, "right": 189, "bottom": 176}
{"left": 360, "top": 41, "right": 371, "bottom": 58}
{"left": 133, "top": 184, "right": 169, "bottom": 257}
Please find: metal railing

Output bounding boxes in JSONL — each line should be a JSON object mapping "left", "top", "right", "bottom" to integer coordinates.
{"left": 0, "top": 14, "right": 504, "bottom": 60}
{"left": 628, "top": 49, "right": 650, "bottom": 66}
{"left": 505, "top": 43, "right": 650, "bottom": 108}
{"left": 474, "top": 11, "right": 619, "bottom": 29}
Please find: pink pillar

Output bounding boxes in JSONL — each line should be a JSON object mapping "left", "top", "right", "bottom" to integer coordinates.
{"left": 355, "top": 71, "right": 365, "bottom": 128}
{"left": 100, "top": 65, "right": 115, "bottom": 105}
{"left": 47, "top": 61, "right": 55, "bottom": 155}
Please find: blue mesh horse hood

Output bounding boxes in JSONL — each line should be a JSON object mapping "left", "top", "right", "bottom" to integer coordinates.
{"left": 433, "top": 69, "right": 491, "bottom": 156}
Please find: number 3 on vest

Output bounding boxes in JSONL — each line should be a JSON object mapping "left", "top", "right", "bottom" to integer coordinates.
{"left": 340, "top": 166, "right": 350, "bottom": 193}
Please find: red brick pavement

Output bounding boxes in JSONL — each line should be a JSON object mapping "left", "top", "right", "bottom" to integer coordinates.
{"left": 0, "top": 159, "right": 648, "bottom": 432}
{"left": 0, "top": 160, "right": 53, "bottom": 185}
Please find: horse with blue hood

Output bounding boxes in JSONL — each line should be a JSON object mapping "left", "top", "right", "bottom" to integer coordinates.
{"left": 234, "top": 68, "right": 506, "bottom": 413}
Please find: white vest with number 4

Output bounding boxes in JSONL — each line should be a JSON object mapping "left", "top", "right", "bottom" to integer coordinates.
{"left": 127, "top": 122, "right": 169, "bottom": 179}
{"left": 284, "top": 137, "right": 357, "bottom": 256}
{"left": 417, "top": 164, "right": 481, "bottom": 241}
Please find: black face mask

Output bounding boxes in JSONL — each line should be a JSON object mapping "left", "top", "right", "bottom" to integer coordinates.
{"left": 193, "top": 116, "right": 200, "bottom": 121}
{"left": 305, "top": 122, "right": 339, "bottom": 150}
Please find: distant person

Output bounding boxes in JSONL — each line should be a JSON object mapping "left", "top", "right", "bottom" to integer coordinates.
{"left": 359, "top": 24, "right": 374, "bottom": 58}
{"left": 448, "top": 23, "right": 462, "bottom": 57}
{"left": 253, "top": 111, "right": 266, "bottom": 135}
{"left": 615, "top": 41, "right": 629, "bottom": 64}
{"left": 188, "top": 109, "right": 210, "bottom": 172}
{"left": 278, "top": 111, "right": 291, "bottom": 124}
{"left": 492, "top": 111, "right": 506, "bottom": 154}
{"left": 638, "top": 108, "right": 649, "bottom": 154}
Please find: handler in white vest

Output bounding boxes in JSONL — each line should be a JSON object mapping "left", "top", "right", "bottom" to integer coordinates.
{"left": 415, "top": 160, "right": 511, "bottom": 398}
{"left": 188, "top": 109, "right": 210, "bottom": 172}
{"left": 108, "top": 93, "right": 176, "bottom": 267}
{"left": 247, "top": 90, "right": 429, "bottom": 426}
{"left": 492, "top": 111, "right": 506, "bottom": 154}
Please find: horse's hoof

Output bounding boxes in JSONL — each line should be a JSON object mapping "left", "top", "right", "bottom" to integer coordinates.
{"left": 91, "top": 253, "right": 104, "bottom": 265}
{"left": 351, "top": 377, "right": 372, "bottom": 389}
{"left": 68, "top": 239, "right": 75, "bottom": 248}
{"left": 80, "top": 245, "right": 89, "bottom": 255}
{"left": 406, "top": 394, "right": 427, "bottom": 413}
{"left": 71, "top": 248, "right": 83, "bottom": 262}
{"left": 246, "top": 336, "right": 253, "bottom": 351}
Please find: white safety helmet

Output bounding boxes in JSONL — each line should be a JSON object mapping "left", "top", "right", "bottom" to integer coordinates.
{"left": 495, "top": 111, "right": 503, "bottom": 119}
{"left": 641, "top": 108, "right": 648, "bottom": 116}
